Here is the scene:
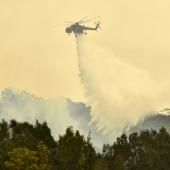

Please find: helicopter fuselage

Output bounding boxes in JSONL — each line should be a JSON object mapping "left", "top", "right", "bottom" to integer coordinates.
{"left": 65, "top": 22, "right": 99, "bottom": 36}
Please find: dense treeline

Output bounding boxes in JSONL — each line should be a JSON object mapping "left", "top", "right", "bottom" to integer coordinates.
{"left": 0, "top": 119, "right": 170, "bottom": 170}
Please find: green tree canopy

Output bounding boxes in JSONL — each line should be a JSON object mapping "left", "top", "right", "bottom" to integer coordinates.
{"left": 5, "top": 143, "right": 50, "bottom": 170}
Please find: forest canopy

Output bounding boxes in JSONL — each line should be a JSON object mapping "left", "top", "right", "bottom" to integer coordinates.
{"left": 0, "top": 119, "right": 170, "bottom": 170}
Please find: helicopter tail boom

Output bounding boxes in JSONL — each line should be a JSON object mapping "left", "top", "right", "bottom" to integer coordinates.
{"left": 83, "top": 22, "right": 100, "bottom": 31}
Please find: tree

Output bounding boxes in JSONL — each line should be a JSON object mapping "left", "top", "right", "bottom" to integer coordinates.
{"left": 9, "top": 120, "right": 36, "bottom": 149}
{"left": 9, "top": 120, "right": 56, "bottom": 150}
{"left": 33, "top": 121, "right": 56, "bottom": 148}
{"left": 36, "top": 142, "right": 50, "bottom": 170}
{"left": 0, "top": 119, "right": 11, "bottom": 170}
{"left": 0, "top": 119, "right": 9, "bottom": 142}
{"left": 80, "top": 132, "right": 96, "bottom": 170}
{"left": 114, "top": 153, "right": 124, "bottom": 170}
{"left": 5, "top": 143, "right": 50, "bottom": 170}
{"left": 5, "top": 147, "right": 39, "bottom": 170}
{"left": 125, "top": 129, "right": 170, "bottom": 170}
{"left": 54, "top": 127, "right": 96, "bottom": 170}
{"left": 102, "top": 144, "right": 114, "bottom": 170}
{"left": 112, "top": 134, "right": 130, "bottom": 170}
{"left": 93, "top": 158, "right": 108, "bottom": 170}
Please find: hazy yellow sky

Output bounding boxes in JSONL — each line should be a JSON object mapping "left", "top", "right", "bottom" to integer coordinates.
{"left": 1, "top": 0, "right": 170, "bottom": 101}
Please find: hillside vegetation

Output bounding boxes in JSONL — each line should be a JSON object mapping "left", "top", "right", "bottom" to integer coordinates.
{"left": 0, "top": 119, "right": 170, "bottom": 170}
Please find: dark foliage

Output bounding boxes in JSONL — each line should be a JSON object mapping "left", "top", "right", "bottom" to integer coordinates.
{"left": 1, "top": 119, "right": 170, "bottom": 170}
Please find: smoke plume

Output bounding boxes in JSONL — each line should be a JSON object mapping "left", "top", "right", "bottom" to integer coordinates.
{"left": 0, "top": 88, "right": 113, "bottom": 149}
{"left": 0, "top": 88, "right": 79, "bottom": 137}
{"left": 76, "top": 35, "right": 169, "bottom": 135}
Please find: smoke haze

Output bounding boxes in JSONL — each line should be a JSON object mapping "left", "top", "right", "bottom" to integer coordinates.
{"left": 0, "top": 89, "right": 79, "bottom": 136}
{"left": 1, "top": 0, "right": 170, "bottom": 140}
{"left": 0, "top": 89, "right": 112, "bottom": 149}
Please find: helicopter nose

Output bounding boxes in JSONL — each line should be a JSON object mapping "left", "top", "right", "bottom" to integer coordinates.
{"left": 65, "top": 27, "right": 72, "bottom": 33}
{"left": 65, "top": 27, "right": 68, "bottom": 32}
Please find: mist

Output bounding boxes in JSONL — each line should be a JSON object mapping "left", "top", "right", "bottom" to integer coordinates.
{"left": 0, "top": 88, "right": 113, "bottom": 149}
{"left": 0, "top": 89, "right": 80, "bottom": 137}
{"left": 1, "top": 0, "right": 170, "bottom": 141}
{"left": 76, "top": 35, "right": 170, "bottom": 134}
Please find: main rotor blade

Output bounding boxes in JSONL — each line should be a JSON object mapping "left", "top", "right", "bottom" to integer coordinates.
{"left": 80, "top": 16, "right": 101, "bottom": 23}
{"left": 78, "top": 16, "right": 88, "bottom": 23}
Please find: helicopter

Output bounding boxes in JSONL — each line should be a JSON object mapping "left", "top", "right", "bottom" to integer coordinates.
{"left": 64, "top": 16, "right": 100, "bottom": 37}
